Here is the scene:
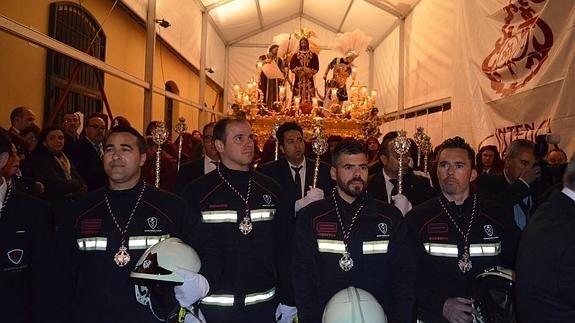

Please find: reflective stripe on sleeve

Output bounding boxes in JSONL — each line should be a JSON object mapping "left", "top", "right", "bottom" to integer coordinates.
{"left": 469, "top": 242, "right": 501, "bottom": 256}
{"left": 201, "top": 210, "right": 237, "bottom": 223}
{"left": 424, "top": 243, "right": 459, "bottom": 257}
{"left": 250, "top": 209, "right": 275, "bottom": 222}
{"left": 77, "top": 237, "right": 107, "bottom": 251}
{"left": 244, "top": 287, "right": 276, "bottom": 305}
{"left": 317, "top": 239, "right": 346, "bottom": 254}
{"left": 128, "top": 235, "right": 170, "bottom": 250}
{"left": 362, "top": 240, "right": 389, "bottom": 254}
{"left": 201, "top": 287, "right": 276, "bottom": 307}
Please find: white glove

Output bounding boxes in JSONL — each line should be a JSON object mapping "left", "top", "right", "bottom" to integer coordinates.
{"left": 391, "top": 193, "right": 412, "bottom": 215}
{"left": 275, "top": 303, "right": 298, "bottom": 323}
{"left": 294, "top": 187, "right": 324, "bottom": 212}
{"left": 174, "top": 267, "right": 210, "bottom": 308}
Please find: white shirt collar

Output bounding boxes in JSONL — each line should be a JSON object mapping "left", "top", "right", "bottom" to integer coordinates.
{"left": 0, "top": 177, "right": 7, "bottom": 212}
{"left": 288, "top": 159, "right": 306, "bottom": 170}
{"left": 561, "top": 186, "right": 575, "bottom": 203}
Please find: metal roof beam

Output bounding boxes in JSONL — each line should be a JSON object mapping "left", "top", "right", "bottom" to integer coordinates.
{"left": 255, "top": 0, "right": 264, "bottom": 30}
{"left": 363, "top": 0, "right": 403, "bottom": 18}
{"left": 372, "top": 18, "right": 400, "bottom": 49}
{"left": 228, "top": 12, "right": 300, "bottom": 45}
{"left": 205, "top": 0, "right": 236, "bottom": 12}
{"left": 300, "top": 13, "right": 338, "bottom": 34}
{"left": 337, "top": 0, "right": 354, "bottom": 33}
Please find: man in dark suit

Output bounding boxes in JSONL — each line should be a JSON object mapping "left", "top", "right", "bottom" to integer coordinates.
{"left": 174, "top": 122, "right": 219, "bottom": 194}
{"left": 478, "top": 139, "right": 541, "bottom": 230}
{"left": 367, "top": 131, "right": 435, "bottom": 215}
{"left": 8, "top": 106, "right": 36, "bottom": 136}
{"left": 259, "top": 121, "right": 333, "bottom": 322}
{"left": 62, "top": 111, "right": 81, "bottom": 155}
{"left": 516, "top": 153, "right": 575, "bottom": 322}
{"left": 68, "top": 114, "right": 107, "bottom": 192}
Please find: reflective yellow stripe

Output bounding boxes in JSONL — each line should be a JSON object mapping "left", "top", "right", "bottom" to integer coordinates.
{"left": 250, "top": 209, "right": 275, "bottom": 222}
{"left": 317, "top": 239, "right": 346, "bottom": 254}
{"left": 77, "top": 237, "right": 107, "bottom": 251}
{"left": 201, "top": 210, "right": 237, "bottom": 223}
{"left": 201, "top": 287, "right": 276, "bottom": 306}
{"left": 424, "top": 243, "right": 459, "bottom": 257}
{"left": 469, "top": 242, "right": 501, "bottom": 256}
{"left": 362, "top": 241, "right": 389, "bottom": 254}
{"left": 245, "top": 287, "right": 276, "bottom": 305}
{"left": 128, "top": 235, "right": 170, "bottom": 250}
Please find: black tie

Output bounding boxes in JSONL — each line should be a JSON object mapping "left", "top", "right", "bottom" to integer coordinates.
{"left": 292, "top": 166, "right": 303, "bottom": 199}
{"left": 389, "top": 178, "right": 399, "bottom": 200}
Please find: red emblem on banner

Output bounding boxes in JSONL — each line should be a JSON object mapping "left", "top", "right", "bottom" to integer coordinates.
{"left": 481, "top": 0, "right": 553, "bottom": 97}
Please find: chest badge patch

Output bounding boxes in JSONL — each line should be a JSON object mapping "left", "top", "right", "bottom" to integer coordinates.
{"left": 7, "top": 249, "right": 23, "bottom": 265}
{"left": 147, "top": 217, "right": 158, "bottom": 230}
{"left": 484, "top": 224, "right": 494, "bottom": 237}
{"left": 263, "top": 194, "right": 272, "bottom": 205}
{"left": 378, "top": 223, "right": 388, "bottom": 235}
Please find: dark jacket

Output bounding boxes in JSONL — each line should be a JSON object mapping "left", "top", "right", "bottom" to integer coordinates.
{"left": 367, "top": 170, "right": 435, "bottom": 206}
{"left": 516, "top": 190, "right": 575, "bottom": 322}
{"left": 174, "top": 157, "right": 206, "bottom": 194}
{"left": 292, "top": 191, "right": 411, "bottom": 323}
{"left": 68, "top": 137, "right": 107, "bottom": 192}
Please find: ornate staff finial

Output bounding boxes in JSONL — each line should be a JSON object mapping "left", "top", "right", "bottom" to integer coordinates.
{"left": 175, "top": 117, "right": 187, "bottom": 172}
{"left": 392, "top": 130, "right": 411, "bottom": 194}
{"left": 312, "top": 120, "right": 328, "bottom": 188}
{"left": 413, "top": 127, "right": 426, "bottom": 167}
{"left": 152, "top": 121, "right": 169, "bottom": 188}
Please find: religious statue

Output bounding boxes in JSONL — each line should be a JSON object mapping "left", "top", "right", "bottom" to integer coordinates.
{"left": 258, "top": 44, "right": 285, "bottom": 111}
{"left": 290, "top": 37, "right": 319, "bottom": 113}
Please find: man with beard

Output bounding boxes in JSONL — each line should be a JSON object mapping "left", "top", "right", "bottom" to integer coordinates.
{"left": 181, "top": 117, "right": 286, "bottom": 322}
{"left": 405, "top": 137, "right": 519, "bottom": 323}
{"left": 292, "top": 139, "right": 411, "bottom": 323}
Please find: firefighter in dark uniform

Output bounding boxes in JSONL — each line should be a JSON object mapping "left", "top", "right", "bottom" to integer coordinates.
{"left": 48, "top": 126, "right": 207, "bottom": 322}
{"left": 292, "top": 139, "right": 413, "bottom": 323}
{"left": 406, "top": 137, "right": 519, "bottom": 323}
{"left": 0, "top": 130, "right": 53, "bottom": 323}
{"left": 181, "top": 117, "right": 286, "bottom": 322}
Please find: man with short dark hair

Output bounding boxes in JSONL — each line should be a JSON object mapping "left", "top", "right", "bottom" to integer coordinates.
{"left": 516, "top": 153, "right": 575, "bottom": 322}
{"left": 9, "top": 106, "right": 36, "bottom": 135}
{"left": 406, "top": 136, "right": 519, "bottom": 323}
{"left": 62, "top": 111, "right": 81, "bottom": 154}
{"left": 293, "top": 139, "right": 411, "bottom": 323}
{"left": 0, "top": 129, "right": 52, "bottom": 322}
{"left": 50, "top": 125, "right": 208, "bottom": 322}
{"left": 68, "top": 115, "right": 107, "bottom": 191}
{"left": 174, "top": 122, "right": 219, "bottom": 193}
{"left": 367, "top": 131, "right": 435, "bottom": 215}
{"left": 478, "top": 139, "right": 542, "bottom": 230}
{"left": 259, "top": 121, "right": 333, "bottom": 321}
{"left": 181, "top": 117, "right": 286, "bottom": 322}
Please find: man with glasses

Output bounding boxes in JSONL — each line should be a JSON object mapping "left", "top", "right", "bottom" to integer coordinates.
{"left": 174, "top": 122, "right": 220, "bottom": 193}
{"left": 68, "top": 114, "right": 107, "bottom": 191}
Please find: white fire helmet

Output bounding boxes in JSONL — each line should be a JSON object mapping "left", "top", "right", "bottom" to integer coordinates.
{"left": 322, "top": 286, "right": 388, "bottom": 323}
{"left": 130, "top": 237, "right": 201, "bottom": 287}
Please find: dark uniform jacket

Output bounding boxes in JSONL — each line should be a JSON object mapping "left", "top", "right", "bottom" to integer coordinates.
{"left": 0, "top": 184, "right": 52, "bottom": 323}
{"left": 174, "top": 157, "right": 207, "bottom": 194}
{"left": 406, "top": 194, "right": 520, "bottom": 323}
{"left": 180, "top": 163, "right": 286, "bottom": 320}
{"left": 259, "top": 157, "right": 334, "bottom": 306}
{"left": 68, "top": 137, "right": 107, "bottom": 192}
{"left": 368, "top": 170, "right": 435, "bottom": 206}
{"left": 516, "top": 190, "right": 575, "bottom": 322}
{"left": 49, "top": 180, "right": 196, "bottom": 322}
{"left": 292, "top": 191, "right": 411, "bottom": 323}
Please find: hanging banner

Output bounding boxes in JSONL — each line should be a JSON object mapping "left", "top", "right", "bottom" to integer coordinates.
{"left": 453, "top": 0, "right": 575, "bottom": 157}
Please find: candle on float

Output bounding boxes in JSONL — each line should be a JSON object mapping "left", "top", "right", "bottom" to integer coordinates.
{"left": 351, "top": 66, "right": 357, "bottom": 79}
{"left": 294, "top": 96, "right": 301, "bottom": 107}
{"left": 279, "top": 85, "right": 285, "bottom": 99}
{"left": 312, "top": 97, "right": 318, "bottom": 108}
{"left": 331, "top": 88, "right": 337, "bottom": 97}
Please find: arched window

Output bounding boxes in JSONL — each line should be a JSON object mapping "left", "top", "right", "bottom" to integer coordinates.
{"left": 45, "top": 2, "right": 106, "bottom": 125}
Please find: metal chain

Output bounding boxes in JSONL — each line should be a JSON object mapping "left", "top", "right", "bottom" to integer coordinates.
{"left": 0, "top": 179, "right": 13, "bottom": 219}
{"left": 332, "top": 187, "right": 364, "bottom": 247}
{"left": 438, "top": 194, "right": 477, "bottom": 247}
{"left": 104, "top": 182, "right": 146, "bottom": 244}
{"left": 216, "top": 164, "right": 252, "bottom": 211}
